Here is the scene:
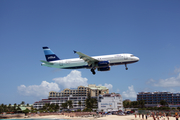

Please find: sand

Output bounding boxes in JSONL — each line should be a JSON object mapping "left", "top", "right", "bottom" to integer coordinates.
{"left": 23, "top": 114, "right": 177, "bottom": 120}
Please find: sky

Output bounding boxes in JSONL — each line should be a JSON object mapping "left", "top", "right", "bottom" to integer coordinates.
{"left": 0, "top": 0, "right": 180, "bottom": 105}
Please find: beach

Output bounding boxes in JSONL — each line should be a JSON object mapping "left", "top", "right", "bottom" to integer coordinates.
{"left": 22, "top": 114, "right": 177, "bottom": 120}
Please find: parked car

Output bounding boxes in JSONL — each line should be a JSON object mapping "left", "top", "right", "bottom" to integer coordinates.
{"left": 126, "top": 111, "right": 131, "bottom": 114}
{"left": 118, "top": 112, "right": 125, "bottom": 115}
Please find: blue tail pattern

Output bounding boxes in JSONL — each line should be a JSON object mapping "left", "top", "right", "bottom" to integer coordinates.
{"left": 43, "top": 47, "right": 60, "bottom": 62}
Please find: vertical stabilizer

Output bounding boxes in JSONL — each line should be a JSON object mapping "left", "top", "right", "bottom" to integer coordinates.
{"left": 43, "top": 47, "right": 60, "bottom": 62}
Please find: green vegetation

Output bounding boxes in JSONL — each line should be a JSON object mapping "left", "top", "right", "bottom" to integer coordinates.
{"left": 78, "top": 101, "right": 82, "bottom": 108}
{"left": 0, "top": 96, "right": 98, "bottom": 114}
{"left": 160, "top": 100, "right": 168, "bottom": 106}
{"left": 123, "top": 100, "right": 145, "bottom": 108}
{"left": 123, "top": 100, "right": 180, "bottom": 111}
{"left": 83, "top": 95, "right": 97, "bottom": 112}
{"left": 0, "top": 101, "right": 31, "bottom": 114}
{"left": 39, "top": 103, "right": 59, "bottom": 112}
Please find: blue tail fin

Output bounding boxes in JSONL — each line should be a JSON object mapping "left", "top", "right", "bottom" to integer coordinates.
{"left": 43, "top": 47, "right": 60, "bottom": 62}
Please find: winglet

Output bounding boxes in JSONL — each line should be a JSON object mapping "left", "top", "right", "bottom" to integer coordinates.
{"left": 73, "top": 50, "right": 77, "bottom": 54}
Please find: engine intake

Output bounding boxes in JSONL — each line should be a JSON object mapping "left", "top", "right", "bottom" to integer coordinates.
{"left": 98, "top": 66, "right": 110, "bottom": 71}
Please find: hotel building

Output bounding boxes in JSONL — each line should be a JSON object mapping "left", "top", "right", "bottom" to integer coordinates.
{"left": 33, "top": 84, "right": 109, "bottom": 110}
{"left": 137, "top": 92, "right": 180, "bottom": 107}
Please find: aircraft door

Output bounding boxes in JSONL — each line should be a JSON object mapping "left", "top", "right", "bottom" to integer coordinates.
{"left": 124, "top": 55, "right": 128, "bottom": 60}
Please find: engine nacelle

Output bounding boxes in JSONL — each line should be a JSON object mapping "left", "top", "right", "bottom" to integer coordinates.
{"left": 98, "top": 66, "right": 110, "bottom": 71}
{"left": 98, "top": 61, "right": 109, "bottom": 67}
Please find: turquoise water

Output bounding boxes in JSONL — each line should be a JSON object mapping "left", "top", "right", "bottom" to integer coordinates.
{"left": 0, "top": 119, "right": 71, "bottom": 120}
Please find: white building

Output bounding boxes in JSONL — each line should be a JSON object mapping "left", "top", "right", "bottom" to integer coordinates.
{"left": 98, "top": 93, "right": 123, "bottom": 112}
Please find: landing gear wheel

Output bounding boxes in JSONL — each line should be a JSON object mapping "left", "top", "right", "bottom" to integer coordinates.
{"left": 126, "top": 67, "right": 128, "bottom": 70}
{"left": 91, "top": 68, "right": 96, "bottom": 75}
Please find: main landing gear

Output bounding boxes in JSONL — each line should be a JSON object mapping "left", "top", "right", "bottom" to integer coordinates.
{"left": 125, "top": 63, "right": 128, "bottom": 70}
{"left": 91, "top": 68, "right": 96, "bottom": 75}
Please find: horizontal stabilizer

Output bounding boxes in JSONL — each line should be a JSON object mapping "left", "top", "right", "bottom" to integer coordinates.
{"left": 40, "top": 60, "right": 54, "bottom": 65}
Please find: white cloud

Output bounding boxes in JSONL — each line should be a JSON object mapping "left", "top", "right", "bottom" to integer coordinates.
{"left": 17, "top": 70, "right": 115, "bottom": 100}
{"left": 17, "top": 81, "right": 60, "bottom": 98}
{"left": 147, "top": 67, "right": 180, "bottom": 87}
{"left": 122, "top": 85, "right": 136, "bottom": 99}
{"left": 53, "top": 70, "right": 88, "bottom": 89}
{"left": 17, "top": 70, "right": 88, "bottom": 99}
{"left": 169, "top": 89, "right": 176, "bottom": 92}
{"left": 153, "top": 73, "right": 180, "bottom": 87}
{"left": 146, "top": 79, "right": 155, "bottom": 84}
{"left": 174, "top": 67, "right": 180, "bottom": 74}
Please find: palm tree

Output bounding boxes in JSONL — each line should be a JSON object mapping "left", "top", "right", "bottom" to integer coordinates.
{"left": 31, "top": 106, "right": 34, "bottom": 113}
{"left": 50, "top": 103, "right": 56, "bottom": 110}
{"left": 67, "top": 100, "right": 73, "bottom": 109}
{"left": 131, "top": 101, "right": 138, "bottom": 108}
{"left": 13, "top": 103, "right": 17, "bottom": 113}
{"left": 160, "top": 100, "right": 168, "bottom": 106}
{"left": 138, "top": 100, "right": 145, "bottom": 108}
{"left": 78, "top": 101, "right": 82, "bottom": 108}
{"left": 3, "top": 104, "right": 7, "bottom": 112}
{"left": 123, "top": 100, "right": 131, "bottom": 108}
{"left": 91, "top": 98, "right": 97, "bottom": 109}
{"left": 61, "top": 103, "right": 68, "bottom": 109}
{"left": 43, "top": 103, "right": 50, "bottom": 111}
{"left": 85, "top": 96, "right": 92, "bottom": 109}
{"left": 21, "top": 101, "right": 25, "bottom": 106}
{"left": 85, "top": 95, "right": 97, "bottom": 111}
{"left": 17, "top": 105, "right": 21, "bottom": 112}
{"left": 55, "top": 104, "right": 59, "bottom": 111}
{"left": 0, "top": 105, "right": 3, "bottom": 113}
{"left": 8, "top": 104, "right": 12, "bottom": 112}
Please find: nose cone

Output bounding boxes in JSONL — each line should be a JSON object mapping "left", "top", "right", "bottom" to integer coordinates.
{"left": 136, "top": 57, "right": 139, "bottom": 61}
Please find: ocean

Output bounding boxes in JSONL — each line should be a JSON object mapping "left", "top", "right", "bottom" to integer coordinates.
{"left": 0, "top": 119, "right": 71, "bottom": 120}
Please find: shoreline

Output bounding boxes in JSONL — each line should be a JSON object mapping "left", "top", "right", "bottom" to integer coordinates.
{"left": 5, "top": 114, "right": 178, "bottom": 120}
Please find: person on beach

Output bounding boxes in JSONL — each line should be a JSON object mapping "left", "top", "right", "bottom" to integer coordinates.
{"left": 169, "top": 112, "right": 172, "bottom": 117}
{"left": 145, "top": 114, "right": 148, "bottom": 120}
{"left": 157, "top": 116, "right": 159, "bottom": 120}
{"left": 176, "top": 114, "right": 179, "bottom": 120}
{"left": 142, "top": 114, "right": 144, "bottom": 119}
{"left": 166, "top": 112, "right": 169, "bottom": 120}
{"left": 135, "top": 113, "right": 137, "bottom": 118}
{"left": 153, "top": 115, "right": 156, "bottom": 120}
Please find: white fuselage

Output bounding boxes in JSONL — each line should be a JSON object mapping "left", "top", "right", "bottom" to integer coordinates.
{"left": 42, "top": 53, "right": 139, "bottom": 69}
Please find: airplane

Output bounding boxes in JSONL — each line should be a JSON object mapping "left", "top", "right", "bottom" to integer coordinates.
{"left": 41, "top": 47, "right": 139, "bottom": 75}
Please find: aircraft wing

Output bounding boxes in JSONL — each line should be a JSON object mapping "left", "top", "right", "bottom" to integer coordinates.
{"left": 74, "top": 51, "right": 99, "bottom": 66}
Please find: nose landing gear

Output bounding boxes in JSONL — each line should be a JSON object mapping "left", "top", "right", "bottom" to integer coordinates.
{"left": 125, "top": 63, "right": 128, "bottom": 70}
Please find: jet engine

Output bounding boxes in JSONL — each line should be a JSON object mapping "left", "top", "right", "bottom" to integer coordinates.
{"left": 97, "top": 66, "right": 110, "bottom": 71}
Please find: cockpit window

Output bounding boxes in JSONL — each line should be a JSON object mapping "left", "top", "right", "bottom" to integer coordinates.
{"left": 130, "top": 55, "right": 134, "bottom": 57}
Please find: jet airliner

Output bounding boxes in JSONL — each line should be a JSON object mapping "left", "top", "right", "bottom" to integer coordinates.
{"left": 41, "top": 47, "right": 139, "bottom": 75}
